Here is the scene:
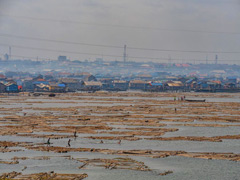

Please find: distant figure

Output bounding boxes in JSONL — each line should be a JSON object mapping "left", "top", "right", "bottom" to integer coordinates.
{"left": 100, "top": 140, "right": 104, "bottom": 144}
{"left": 47, "top": 138, "right": 51, "bottom": 146}
{"left": 68, "top": 139, "right": 71, "bottom": 147}
{"left": 23, "top": 112, "right": 27, "bottom": 116}
{"left": 175, "top": 108, "right": 177, "bottom": 113}
{"left": 174, "top": 97, "right": 176, "bottom": 101}
{"left": 74, "top": 131, "right": 77, "bottom": 138}
{"left": 181, "top": 97, "right": 183, "bottom": 101}
{"left": 22, "top": 166, "right": 27, "bottom": 171}
{"left": 118, "top": 140, "right": 121, "bottom": 145}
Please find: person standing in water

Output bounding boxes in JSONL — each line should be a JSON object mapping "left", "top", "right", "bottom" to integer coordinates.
{"left": 118, "top": 140, "right": 121, "bottom": 145}
{"left": 74, "top": 130, "right": 77, "bottom": 138}
{"left": 68, "top": 139, "right": 71, "bottom": 147}
{"left": 47, "top": 138, "right": 51, "bottom": 146}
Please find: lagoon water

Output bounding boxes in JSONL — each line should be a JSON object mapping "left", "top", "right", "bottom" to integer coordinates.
{"left": 0, "top": 93, "right": 240, "bottom": 179}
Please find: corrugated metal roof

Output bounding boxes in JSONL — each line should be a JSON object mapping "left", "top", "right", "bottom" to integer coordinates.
{"left": 151, "top": 83, "right": 163, "bottom": 86}
{"left": 113, "top": 80, "right": 128, "bottom": 83}
{"left": 167, "top": 83, "right": 183, "bottom": 87}
{"left": 33, "top": 81, "right": 49, "bottom": 85}
{"left": 211, "top": 81, "right": 221, "bottom": 84}
{"left": 130, "top": 80, "right": 148, "bottom": 84}
{"left": 84, "top": 81, "right": 102, "bottom": 86}
{"left": 58, "top": 83, "right": 66, "bottom": 87}
{"left": 60, "top": 78, "right": 79, "bottom": 83}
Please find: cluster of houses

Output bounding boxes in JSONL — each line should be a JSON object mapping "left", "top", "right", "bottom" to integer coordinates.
{"left": 0, "top": 72, "right": 240, "bottom": 93}
{"left": 0, "top": 74, "right": 19, "bottom": 93}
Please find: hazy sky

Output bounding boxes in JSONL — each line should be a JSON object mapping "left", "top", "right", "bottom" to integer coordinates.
{"left": 0, "top": 0, "right": 240, "bottom": 64}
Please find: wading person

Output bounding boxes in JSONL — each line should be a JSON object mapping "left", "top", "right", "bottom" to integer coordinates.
{"left": 68, "top": 139, "right": 71, "bottom": 147}
{"left": 47, "top": 138, "right": 51, "bottom": 146}
{"left": 74, "top": 130, "right": 77, "bottom": 138}
{"left": 118, "top": 140, "right": 121, "bottom": 145}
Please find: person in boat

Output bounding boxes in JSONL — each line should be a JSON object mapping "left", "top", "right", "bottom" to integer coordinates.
{"left": 118, "top": 140, "right": 121, "bottom": 145}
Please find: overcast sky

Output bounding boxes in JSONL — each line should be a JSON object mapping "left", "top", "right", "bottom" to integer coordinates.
{"left": 0, "top": 0, "right": 240, "bottom": 64}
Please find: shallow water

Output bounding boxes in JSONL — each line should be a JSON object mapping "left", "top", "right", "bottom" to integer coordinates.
{"left": 1, "top": 93, "right": 240, "bottom": 179}
{"left": 132, "top": 156, "right": 240, "bottom": 180}
{"left": 1, "top": 151, "right": 239, "bottom": 180}
{"left": 163, "top": 125, "right": 240, "bottom": 137}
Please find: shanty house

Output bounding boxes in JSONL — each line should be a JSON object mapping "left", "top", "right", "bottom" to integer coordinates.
{"left": 49, "top": 83, "right": 66, "bottom": 92}
{"left": 0, "top": 74, "right": 6, "bottom": 81}
{"left": 198, "top": 81, "right": 208, "bottom": 89}
{"left": 22, "top": 79, "right": 34, "bottom": 92}
{"left": 34, "top": 83, "right": 50, "bottom": 92}
{"left": 82, "top": 81, "right": 102, "bottom": 91}
{"left": 129, "top": 80, "right": 150, "bottom": 90}
{"left": 148, "top": 82, "right": 163, "bottom": 91}
{"left": 112, "top": 80, "right": 129, "bottom": 91}
{"left": 167, "top": 81, "right": 184, "bottom": 88}
{"left": 83, "top": 75, "right": 97, "bottom": 81}
{"left": 59, "top": 78, "right": 81, "bottom": 92}
{"left": 33, "top": 78, "right": 49, "bottom": 85}
{"left": 0, "top": 83, "right": 6, "bottom": 93}
{"left": 227, "top": 76, "right": 237, "bottom": 84}
{"left": 5, "top": 83, "right": 19, "bottom": 93}
{"left": 100, "top": 78, "right": 114, "bottom": 90}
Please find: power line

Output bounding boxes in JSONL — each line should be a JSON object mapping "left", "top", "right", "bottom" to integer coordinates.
{"left": 0, "top": 33, "right": 122, "bottom": 49}
{"left": 127, "top": 47, "right": 240, "bottom": 54}
{"left": 0, "top": 44, "right": 239, "bottom": 62}
{"left": 1, "top": 33, "right": 240, "bottom": 54}
{"left": 0, "top": 53, "right": 56, "bottom": 61}
{"left": 0, "top": 43, "right": 122, "bottom": 58}
{"left": 1, "top": 14, "right": 240, "bottom": 35}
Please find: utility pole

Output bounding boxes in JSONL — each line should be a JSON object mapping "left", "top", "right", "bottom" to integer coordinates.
{"left": 123, "top": 45, "right": 127, "bottom": 63}
{"left": 9, "top": 46, "right": 11, "bottom": 60}
{"left": 215, "top": 55, "right": 218, "bottom": 65}
{"left": 168, "top": 55, "right": 171, "bottom": 65}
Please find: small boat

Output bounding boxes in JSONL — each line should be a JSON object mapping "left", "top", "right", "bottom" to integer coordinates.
{"left": 49, "top": 93, "right": 56, "bottom": 97}
{"left": 33, "top": 93, "right": 42, "bottom": 97}
{"left": 185, "top": 99, "right": 206, "bottom": 102}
